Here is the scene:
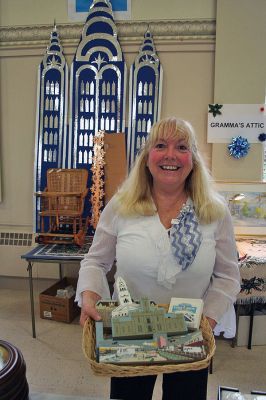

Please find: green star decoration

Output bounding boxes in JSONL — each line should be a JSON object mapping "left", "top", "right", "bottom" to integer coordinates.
{"left": 208, "top": 103, "right": 223, "bottom": 117}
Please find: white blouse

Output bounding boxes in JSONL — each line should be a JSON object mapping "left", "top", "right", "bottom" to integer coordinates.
{"left": 76, "top": 197, "right": 240, "bottom": 333}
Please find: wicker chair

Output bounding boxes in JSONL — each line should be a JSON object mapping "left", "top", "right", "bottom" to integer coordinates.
{"left": 35, "top": 168, "right": 89, "bottom": 246}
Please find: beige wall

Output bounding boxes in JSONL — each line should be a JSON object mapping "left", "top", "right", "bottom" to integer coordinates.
{"left": 0, "top": 0, "right": 265, "bottom": 278}
{"left": 0, "top": 0, "right": 216, "bottom": 26}
{"left": 212, "top": 0, "right": 266, "bottom": 181}
{"left": 0, "top": 6, "right": 215, "bottom": 277}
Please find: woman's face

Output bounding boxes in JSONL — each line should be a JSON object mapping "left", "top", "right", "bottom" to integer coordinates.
{"left": 146, "top": 137, "right": 193, "bottom": 191}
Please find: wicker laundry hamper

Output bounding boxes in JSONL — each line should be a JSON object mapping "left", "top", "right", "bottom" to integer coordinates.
{"left": 82, "top": 315, "right": 216, "bottom": 377}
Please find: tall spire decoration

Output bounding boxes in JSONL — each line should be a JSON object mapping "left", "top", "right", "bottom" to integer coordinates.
{"left": 67, "top": 0, "right": 127, "bottom": 230}
{"left": 33, "top": 10, "right": 164, "bottom": 236}
{"left": 127, "top": 30, "right": 163, "bottom": 167}
{"left": 34, "top": 25, "right": 68, "bottom": 232}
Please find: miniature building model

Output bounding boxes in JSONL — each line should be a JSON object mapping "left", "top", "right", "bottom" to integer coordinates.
{"left": 111, "top": 276, "right": 139, "bottom": 318}
{"left": 116, "top": 276, "right": 133, "bottom": 305}
{"left": 111, "top": 297, "right": 187, "bottom": 339}
{"left": 94, "top": 278, "right": 207, "bottom": 366}
{"left": 96, "top": 300, "right": 119, "bottom": 328}
{"left": 99, "top": 277, "right": 187, "bottom": 340}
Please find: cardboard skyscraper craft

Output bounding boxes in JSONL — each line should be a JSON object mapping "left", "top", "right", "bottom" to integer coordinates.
{"left": 95, "top": 278, "right": 206, "bottom": 365}
{"left": 34, "top": 25, "right": 68, "bottom": 232}
{"left": 34, "top": 0, "right": 163, "bottom": 235}
{"left": 127, "top": 30, "right": 163, "bottom": 168}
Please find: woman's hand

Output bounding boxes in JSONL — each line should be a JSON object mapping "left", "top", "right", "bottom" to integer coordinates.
{"left": 206, "top": 316, "right": 217, "bottom": 330}
{"left": 80, "top": 290, "right": 102, "bottom": 327}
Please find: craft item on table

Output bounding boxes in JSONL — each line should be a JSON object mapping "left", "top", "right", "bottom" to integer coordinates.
{"left": 236, "top": 237, "right": 266, "bottom": 259}
{"left": 91, "top": 131, "right": 105, "bottom": 229}
{"left": 170, "top": 204, "right": 202, "bottom": 271}
{"left": 237, "top": 261, "right": 266, "bottom": 304}
{"left": 168, "top": 298, "right": 203, "bottom": 330}
{"left": 35, "top": 168, "right": 89, "bottom": 246}
{"left": 31, "top": 238, "right": 93, "bottom": 259}
{"left": 236, "top": 237, "right": 266, "bottom": 305}
{"left": 208, "top": 103, "right": 223, "bottom": 117}
{"left": 238, "top": 263, "right": 266, "bottom": 307}
{"left": 56, "top": 285, "right": 75, "bottom": 299}
{"left": 228, "top": 136, "right": 250, "bottom": 159}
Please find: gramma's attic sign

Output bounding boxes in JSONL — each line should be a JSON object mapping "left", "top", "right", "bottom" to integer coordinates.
{"left": 207, "top": 104, "right": 265, "bottom": 143}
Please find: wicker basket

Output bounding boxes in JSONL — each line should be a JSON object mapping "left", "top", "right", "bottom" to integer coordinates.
{"left": 82, "top": 315, "right": 216, "bottom": 377}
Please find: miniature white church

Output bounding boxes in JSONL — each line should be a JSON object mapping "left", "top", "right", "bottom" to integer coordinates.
{"left": 111, "top": 277, "right": 139, "bottom": 318}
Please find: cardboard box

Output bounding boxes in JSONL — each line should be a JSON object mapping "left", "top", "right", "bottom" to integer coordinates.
{"left": 237, "top": 315, "right": 266, "bottom": 346}
{"left": 39, "top": 277, "right": 80, "bottom": 323}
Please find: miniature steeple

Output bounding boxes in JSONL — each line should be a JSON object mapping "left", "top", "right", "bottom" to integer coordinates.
{"left": 67, "top": 0, "right": 127, "bottom": 231}
{"left": 116, "top": 277, "right": 133, "bottom": 305}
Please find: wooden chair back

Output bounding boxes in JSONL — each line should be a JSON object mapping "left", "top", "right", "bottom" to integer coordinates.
{"left": 46, "top": 168, "right": 88, "bottom": 213}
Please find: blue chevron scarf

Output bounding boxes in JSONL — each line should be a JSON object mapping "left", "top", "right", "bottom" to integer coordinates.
{"left": 170, "top": 203, "right": 202, "bottom": 270}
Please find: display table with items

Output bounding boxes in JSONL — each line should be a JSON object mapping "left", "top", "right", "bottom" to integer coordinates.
{"left": 21, "top": 239, "right": 93, "bottom": 338}
{"left": 235, "top": 237, "right": 266, "bottom": 349}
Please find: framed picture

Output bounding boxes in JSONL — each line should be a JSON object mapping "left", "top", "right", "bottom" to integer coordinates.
{"left": 218, "top": 386, "right": 266, "bottom": 399}
{"left": 68, "top": 0, "right": 131, "bottom": 21}
{"left": 250, "top": 391, "right": 266, "bottom": 396}
{"left": 215, "top": 181, "right": 266, "bottom": 236}
{"left": 218, "top": 386, "right": 239, "bottom": 400}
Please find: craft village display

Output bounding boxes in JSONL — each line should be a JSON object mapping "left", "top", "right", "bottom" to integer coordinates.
{"left": 91, "top": 277, "right": 208, "bottom": 366}
{"left": 33, "top": 0, "right": 163, "bottom": 241}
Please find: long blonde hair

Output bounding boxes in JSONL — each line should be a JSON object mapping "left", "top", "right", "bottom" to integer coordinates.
{"left": 114, "top": 117, "right": 225, "bottom": 223}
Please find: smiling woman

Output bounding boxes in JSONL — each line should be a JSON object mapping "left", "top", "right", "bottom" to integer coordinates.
{"left": 76, "top": 117, "right": 240, "bottom": 400}
{"left": 113, "top": 118, "right": 226, "bottom": 223}
{"left": 147, "top": 137, "right": 193, "bottom": 202}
